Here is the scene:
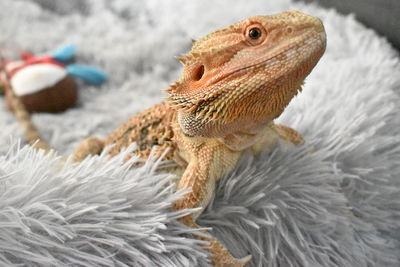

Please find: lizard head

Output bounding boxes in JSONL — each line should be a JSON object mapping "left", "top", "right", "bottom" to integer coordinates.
{"left": 167, "top": 10, "right": 326, "bottom": 137}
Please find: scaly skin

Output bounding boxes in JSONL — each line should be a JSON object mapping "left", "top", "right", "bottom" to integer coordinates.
{"left": 10, "top": 11, "right": 326, "bottom": 267}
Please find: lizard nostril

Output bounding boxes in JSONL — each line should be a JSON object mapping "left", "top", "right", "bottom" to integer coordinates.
{"left": 193, "top": 65, "right": 205, "bottom": 81}
{"left": 286, "top": 26, "right": 293, "bottom": 34}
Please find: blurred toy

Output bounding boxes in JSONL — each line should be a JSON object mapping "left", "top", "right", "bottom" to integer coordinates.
{"left": 0, "top": 44, "right": 107, "bottom": 113}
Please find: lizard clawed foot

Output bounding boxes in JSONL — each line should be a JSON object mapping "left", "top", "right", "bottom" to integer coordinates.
{"left": 211, "top": 253, "right": 252, "bottom": 267}
{"left": 239, "top": 255, "right": 253, "bottom": 265}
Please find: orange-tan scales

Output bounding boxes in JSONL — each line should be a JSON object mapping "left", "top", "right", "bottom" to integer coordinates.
{"left": 8, "top": 11, "right": 326, "bottom": 267}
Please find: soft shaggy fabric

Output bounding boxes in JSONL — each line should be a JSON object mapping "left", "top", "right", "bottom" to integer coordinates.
{"left": 1, "top": 0, "right": 400, "bottom": 266}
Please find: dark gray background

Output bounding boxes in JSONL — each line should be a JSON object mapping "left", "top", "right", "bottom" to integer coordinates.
{"left": 21, "top": 0, "right": 400, "bottom": 51}
{"left": 297, "top": 0, "right": 400, "bottom": 51}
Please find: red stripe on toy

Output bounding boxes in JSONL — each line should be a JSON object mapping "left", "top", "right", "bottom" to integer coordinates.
{"left": 8, "top": 56, "right": 64, "bottom": 77}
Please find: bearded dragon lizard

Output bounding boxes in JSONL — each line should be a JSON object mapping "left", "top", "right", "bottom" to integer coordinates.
{"left": 6, "top": 10, "right": 326, "bottom": 267}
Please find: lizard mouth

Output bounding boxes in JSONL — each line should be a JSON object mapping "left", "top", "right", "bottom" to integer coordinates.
{"left": 204, "top": 30, "right": 326, "bottom": 87}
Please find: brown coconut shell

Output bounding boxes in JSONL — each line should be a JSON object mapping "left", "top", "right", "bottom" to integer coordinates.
{"left": 6, "top": 75, "right": 78, "bottom": 113}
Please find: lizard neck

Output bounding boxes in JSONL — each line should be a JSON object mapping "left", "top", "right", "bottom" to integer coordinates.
{"left": 176, "top": 108, "right": 275, "bottom": 138}
{"left": 174, "top": 113, "right": 273, "bottom": 153}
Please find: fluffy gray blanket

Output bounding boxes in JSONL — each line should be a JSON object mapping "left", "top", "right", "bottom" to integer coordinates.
{"left": 0, "top": 0, "right": 400, "bottom": 266}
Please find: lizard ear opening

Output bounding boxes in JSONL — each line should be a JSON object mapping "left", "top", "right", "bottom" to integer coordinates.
{"left": 193, "top": 65, "right": 205, "bottom": 81}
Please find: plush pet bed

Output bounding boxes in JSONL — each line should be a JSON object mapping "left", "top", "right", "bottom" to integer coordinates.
{"left": 0, "top": 0, "right": 399, "bottom": 266}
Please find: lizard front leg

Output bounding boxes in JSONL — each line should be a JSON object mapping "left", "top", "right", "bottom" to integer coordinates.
{"left": 251, "top": 123, "right": 304, "bottom": 155}
{"left": 72, "top": 136, "right": 105, "bottom": 162}
{"left": 173, "top": 142, "right": 251, "bottom": 267}
{"left": 273, "top": 124, "right": 304, "bottom": 145}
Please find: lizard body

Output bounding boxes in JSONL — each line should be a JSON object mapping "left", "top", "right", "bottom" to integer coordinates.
{"left": 9, "top": 11, "right": 326, "bottom": 267}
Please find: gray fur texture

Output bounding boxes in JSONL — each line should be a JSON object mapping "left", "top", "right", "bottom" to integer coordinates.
{"left": 0, "top": 0, "right": 399, "bottom": 266}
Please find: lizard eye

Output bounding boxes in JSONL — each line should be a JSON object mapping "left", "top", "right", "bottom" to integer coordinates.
{"left": 245, "top": 23, "right": 266, "bottom": 45}
{"left": 248, "top": 27, "right": 262, "bottom": 39}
